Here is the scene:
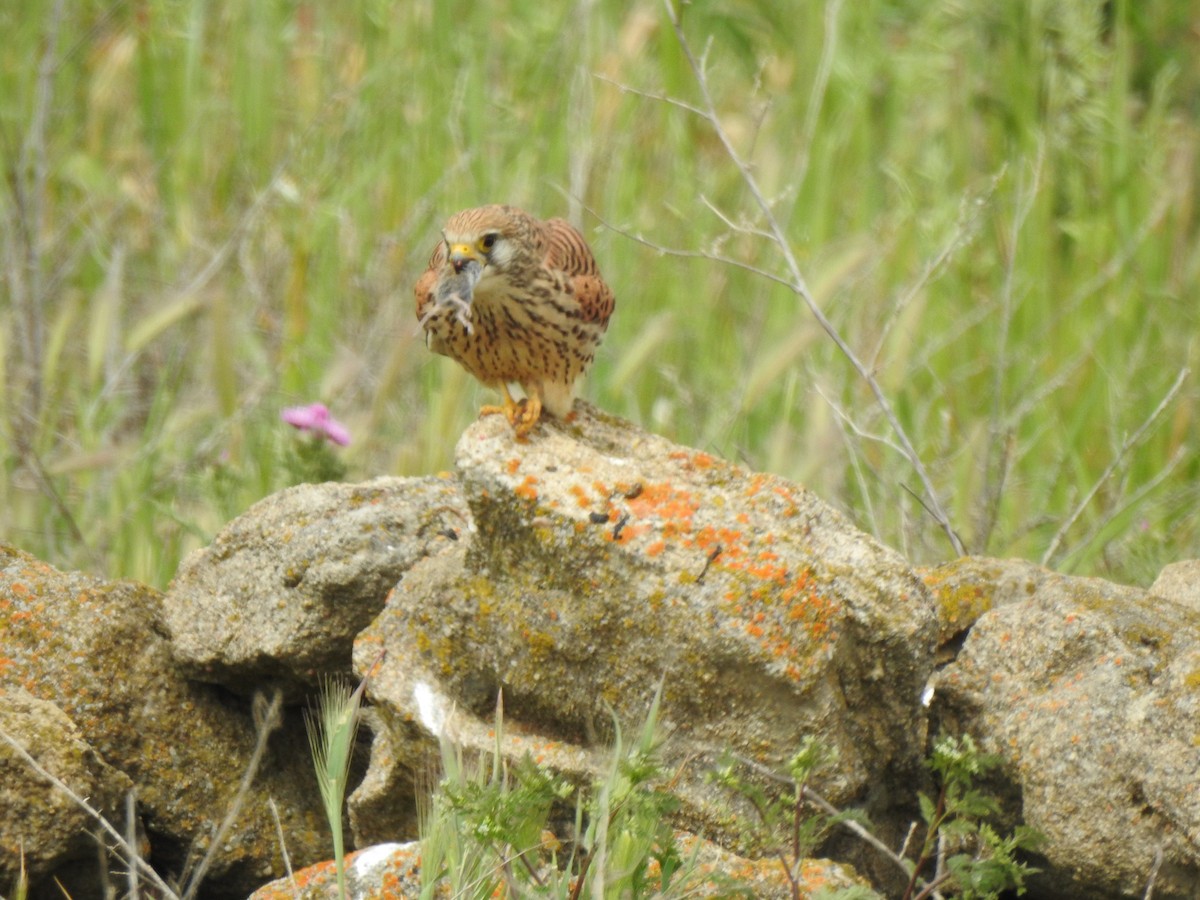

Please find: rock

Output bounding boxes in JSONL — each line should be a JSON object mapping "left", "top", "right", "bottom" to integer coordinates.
{"left": 15, "top": 402, "right": 1200, "bottom": 899}
{"left": 351, "top": 405, "right": 937, "bottom": 843}
{"left": 1150, "top": 559, "right": 1200, "bottom": 611}
{"left": 934, "top": 560, "right": 1200, "bottom": 898}
{"left": 249, "top": 842, "right": 422, "bottom": 900}
{"left": 0, "top": 687, "right": 136, "bottom": 896}
{"left": 163, "top": 475, "right": 468, "bottom": 698}
{"left": 675, "top": 832, "right": 883, "bottom": 899}
{"left": 0, "top": 544, "right": 331, "bottom": 898}
{"left": 919, "top": 556, "right": 1050, "bottom": 650}
{"left": 247, "top": 836, "right": 881, "bottom": 899}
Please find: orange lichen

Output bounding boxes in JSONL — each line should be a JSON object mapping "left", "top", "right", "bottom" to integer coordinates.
{"left": 606, "top": 523, "right": 649, "bottom": 545}
{"left": 745, "top": 473, "right": 769, "bottom": 497}
{"left": 514, "top": 475, "right": 539, "bottom": 501}
{"left": 747, "top": 562, "right": 788, "bottom": 581}
{"left": 505, "top": 458, "right": 522, "bottom": 475}
{"left": 626, "top": 482, "right": 699, "bottom": 522}
{"left": 688, "top": 525, "right": 743, "bottom": 551}
{"left": 661, "top": 519, "right": 692, "bottom": 539}
{"left": 646, "top": 540, "right": 667, "bottom": 557}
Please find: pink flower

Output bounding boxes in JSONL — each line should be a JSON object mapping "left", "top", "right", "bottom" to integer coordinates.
{"left": 281, "top": 403, "right": 351, "bottom": 446}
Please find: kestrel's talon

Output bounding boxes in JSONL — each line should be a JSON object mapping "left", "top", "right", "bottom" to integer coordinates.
{"left": 512, "top": 394, "right": 543, "bottom": 439}
{"left": 479, "top": 384, "right": 523, "bottom": 428}
{"left": 414, "top": 205, "right": 615, "bottom": 437}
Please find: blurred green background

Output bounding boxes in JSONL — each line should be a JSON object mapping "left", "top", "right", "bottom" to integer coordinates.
{"left": 2, "top": 0, "right": 1197, "bottom": 587}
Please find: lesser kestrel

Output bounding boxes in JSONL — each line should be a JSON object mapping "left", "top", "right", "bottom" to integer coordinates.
{"left": 415, "top": 205, "right": 615, "bottom": 437}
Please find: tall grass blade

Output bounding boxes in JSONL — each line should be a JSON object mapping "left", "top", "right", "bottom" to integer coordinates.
{"left": 305, "top": 676, "right": 366, "bottom": 900}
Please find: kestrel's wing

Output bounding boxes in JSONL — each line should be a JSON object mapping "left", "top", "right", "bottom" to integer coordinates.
{"left": 543, "top": 218, "right": 615, "bottom": 327}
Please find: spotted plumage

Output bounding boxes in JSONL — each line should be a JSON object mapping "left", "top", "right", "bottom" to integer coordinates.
{"left": 415, "top": 205, "right": 615, "bottom": 437}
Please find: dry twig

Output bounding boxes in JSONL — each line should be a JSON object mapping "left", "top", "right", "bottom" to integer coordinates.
{"left": 653, "top": 0, "right": 965, "bottom": 555}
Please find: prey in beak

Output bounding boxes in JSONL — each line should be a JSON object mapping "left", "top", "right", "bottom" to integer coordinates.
{"left": 421, "top": 249, "right": 483, "bottom": 334}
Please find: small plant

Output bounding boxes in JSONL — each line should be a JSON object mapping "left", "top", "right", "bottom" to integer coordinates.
{"left": 418, "top": 686, "right": 708, "bottom": 899}
{"left": 900, "top": 734, "right": 1042, "bottom": 900}
{"left": 305, "top": 675, "right": 368, "bottom": 900}
{"left": 711, "top": 733, "right": 1041, "bottom": 900}
{"left": 708, "top": 738, "right": 867, "bottom": 900}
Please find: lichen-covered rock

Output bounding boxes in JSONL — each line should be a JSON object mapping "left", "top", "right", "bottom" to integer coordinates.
{"left": 163, "top": 475, "right": 467, "bottom": 697}
{"left": 248, "top": 842, "right": 422, "bottom": 900}
{"left": 0, "top": 544, "right": 330, "bottom": 898}
{"left": 934, "top": 561, "right": 1200, "bottom": 898}
{"left": 0, "top": 687, "right": 136, "bottom": 896}
{"left": 247, "top": 835, "right": 881, "bottom": 899}
{"left": 352, "top": 405, "right": 937, "bottom": 840}
{"left": 919, "top": 556, "right": 1049, "bottom": 648}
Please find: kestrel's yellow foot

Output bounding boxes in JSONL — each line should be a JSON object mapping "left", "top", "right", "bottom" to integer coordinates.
{"left": 479, "top": 384, "right": 523, "bottom": 428}
{"left": 511, "top": 394, "right": 543, "bottom": 439}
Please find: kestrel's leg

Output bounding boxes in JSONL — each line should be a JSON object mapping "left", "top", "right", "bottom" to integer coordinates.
{"left": 479, "top": 383, "right": 523, "bottom": 428}
{"left": 512, "top": 389, "right": 543, "bottom": 439}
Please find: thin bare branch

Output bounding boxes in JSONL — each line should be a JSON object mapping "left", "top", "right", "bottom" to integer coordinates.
{"left": 699, "top": 194, "right": 774, "bottom": 240}
{"left": 660, "top": 0, "right": 965, "bottom": 555}
{"left": 592, "top": 72, "right": 708, "bottom": 118}
{"left": 815, "top": 383, "right": 908, "bottom": 459}
{"left": 1041, "top": 367, "right": 1189, "bottom": 566}
{"left": 587, "top": 208, "right": 797, "bottom": 289}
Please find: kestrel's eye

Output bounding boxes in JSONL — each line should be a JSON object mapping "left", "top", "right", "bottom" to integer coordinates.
{"left": 480, "top": 233, "right": 499, "bottom": 253}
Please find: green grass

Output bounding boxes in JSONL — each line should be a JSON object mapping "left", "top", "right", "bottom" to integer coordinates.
{"left": 2, "top": 0, "right": 1197, "bottom": 587}
{"left": 305, "top": 676, "right": 367, "bottom": 900}
{"left": 419, "top": 686, "right": 707, "bottom": 899}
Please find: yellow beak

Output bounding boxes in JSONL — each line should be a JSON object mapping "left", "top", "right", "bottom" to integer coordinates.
{"left": 448, "top": 243, "right": 479, "bottom": 273}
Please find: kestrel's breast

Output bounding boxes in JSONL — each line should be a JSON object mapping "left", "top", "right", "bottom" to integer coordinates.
{"left": 421, "top": 271, "right": 609, "bottom": 389}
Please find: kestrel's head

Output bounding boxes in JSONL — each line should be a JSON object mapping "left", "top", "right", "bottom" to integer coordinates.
{"left": 439, "top": 204, "right": 539, "bottom": 282}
